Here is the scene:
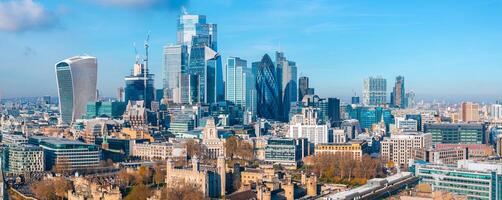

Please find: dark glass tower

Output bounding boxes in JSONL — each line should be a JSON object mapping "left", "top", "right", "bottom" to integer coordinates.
{"left": 392, "top": 76, "right": 406, "bottom": 108}
{"left": 124, "top": 63, "right": 155, "bottom": 109}
{"left": 254, "top": 54, "right": 280, "bottom": 120}
{"left": 328, "top": 98, "right": 341, "bottom": 127}
{"left": 298, "top": 76, "right": 309, "bottom": 101}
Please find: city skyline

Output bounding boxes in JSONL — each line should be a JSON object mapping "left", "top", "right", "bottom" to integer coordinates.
{"left": 1, "top": 0, "right": 502, "bottom": 102}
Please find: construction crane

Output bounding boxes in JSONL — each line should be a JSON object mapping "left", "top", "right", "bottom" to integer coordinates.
{"left": 143, "top": 32, "right": 150, "bottom": 107}
{"left": 133, "top": 42, "right": 139, "bottom": 64}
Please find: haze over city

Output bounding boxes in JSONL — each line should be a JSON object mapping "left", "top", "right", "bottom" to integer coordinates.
{"left": 1, "top": 0, "right": 502, "bottom": 102}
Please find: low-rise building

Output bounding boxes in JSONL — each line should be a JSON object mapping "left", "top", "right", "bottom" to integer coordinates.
{"left": 314, "top": 140, "right": 368, "bottom": 160}
{"left": 165, "top": 155, "right": 226, "bottom": 198}
{"left": 5, "top": 144, "right": 44, "bottom": 174}
{"left": 132, "top": 142, "right": 174, "bottom": 160}
{"left": 2, "top": 134, "right": 28, "bottom": 146}
{"left": 411, "top": 147, "right": 468, "bottom": 165}
{"left": 435, "top": 143, "right": 494, "bottom": 159}
{"left": 413, "top": 160, "right": 502, "bottom": 200}
{"left": 264, "top": 137, "right": 308, "bottom": 167}
{"left": 29, "top": 136, "right": 100, "bottom": 171}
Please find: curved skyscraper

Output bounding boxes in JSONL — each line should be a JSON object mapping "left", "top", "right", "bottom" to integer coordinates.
{"left": 254, "top": 54, "right": 280, "bottom": 120}
{"left": 55, "top": 56, "right": 97, "bottom": 124}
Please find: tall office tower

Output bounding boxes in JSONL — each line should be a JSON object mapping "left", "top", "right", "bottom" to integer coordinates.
{"left": 392, "top": 76, "right": 405, "bottom": 108}
{"left": 461, "top": 102, "right": 480, "bottom": 122}
{"left": 163, "top": 44, "right": 188, "bottom": 103}
{"left": 225, "top": 57, "right": 256, "bottom": 113}
{"left": 176, "top": 13, "right": 217, "bottom": 51}
{"left": 178, "top": 12, "right": 223, "bottom": 104}
{"left": 490, "top": 104, "right": 502, "bottom": 120}
{"left": 42, "top": 95, "right": 51, "bottom": 105}
{"left": 124, "top": 62, "right": 155, "bottom": 109}
{"left": 55, "top": 56, "right": 98, "bottom": 124}
{"left": 188, "top": 45, "right": 223, "bottom": 104}
{"left": 276, "top": 51, "right": 297, "bottom": 121}
{"left": 362, "top": 76, "right": 387, "bottom": 106}
{"left": 406, "top": 91, "right": 416, "bottom": 108}
{"left": 328, "top": 98, "right": 341, "bottom": 127}
{"left": 351, "top": 96, "right": 360, "bottom": 104}
{"left": 117, "top": 87, "right": 124, "bottom": 102}
{"left": 254, "top": 54, "right": 281, "bottom": 120}
{"left": 298, "top": 76, "right": 309, "bottom": 101}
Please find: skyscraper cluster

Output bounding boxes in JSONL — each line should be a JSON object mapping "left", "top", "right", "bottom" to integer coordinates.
{"left": 362, "top": 75, "right": 412, "bottom": 109}
{"left": 164, "top": 13, "right": 222, "bottom": 105}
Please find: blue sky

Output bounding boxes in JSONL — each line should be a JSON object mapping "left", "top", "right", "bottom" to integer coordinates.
{"left": 1, "top": 0, "right": 501, "bottom": 102}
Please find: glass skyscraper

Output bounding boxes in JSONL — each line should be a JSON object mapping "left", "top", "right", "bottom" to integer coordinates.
{"left": 298, "top": 76, "right": 309, "bottom": 101}
{"left": 225, "top": 57, "right": 256, "bottom": 113}
{"left": 254, "top": 54, "right": 281, "bottom": 120}
{"left": 124, "top": 63, "right": 155, "bottom": 109}
{"left": 276, "top": 51, "right": 297, "bottom": 121}
{"left": 362, "top": 76, "right": 387, "bottom": 106}
{"left": 173, "top": 11, "right": 222, "bottom": 105}
{"left": 163, "top": 44, "right": 188, "bottom": 103}
{"left": 55, "top": 56, "right": 98, "bottom": 124}
{"left": 176, "top": 13, "right": 217, "bottom": 51}
{"left": 187, "top": 45, "right": 222, "bottom": 104}
{"left": 392, "top": 76, "right": 406, "bottom": 108}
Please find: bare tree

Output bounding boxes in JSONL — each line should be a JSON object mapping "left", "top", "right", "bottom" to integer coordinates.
{"left": 160, "top": 180, "right": 206, "bottom": 200}
{"left": 124, "top": 183, "right": 151, "bottom": 200}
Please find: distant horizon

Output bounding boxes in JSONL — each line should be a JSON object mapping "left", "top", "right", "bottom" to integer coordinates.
{"left": 1, "top": 94, "right": 500, "bottom": 105}
{"left": 1, "top": 0, "right": 501, "bottom": 100}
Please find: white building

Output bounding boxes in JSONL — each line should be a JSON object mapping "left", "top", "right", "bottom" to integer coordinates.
{"left": 332, "top": 129, "right": 347, "bottom": 144}
{"left": 55, "top": 56, "right": 97, "bottom": 124}
{"left": 381, "top": 132, "right": 432, "bottom": 167}
{"left": 289, "top": 124, "right": 328, "bottom": 144}
{"left": 288, "top": 107, "right": 329, "bottom": 144}
{"left": 395, "top": 118, "right": 418, "bottom": 132}
{"left": 132, "top": 142, "right": 185, "bottom": 160}
{"left": 490, "top": 104, "right": 502, "bottom": 120}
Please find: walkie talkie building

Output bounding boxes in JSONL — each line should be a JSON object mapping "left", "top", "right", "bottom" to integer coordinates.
{"left": 55, "top": 56, "right": 97, "bottom": 124}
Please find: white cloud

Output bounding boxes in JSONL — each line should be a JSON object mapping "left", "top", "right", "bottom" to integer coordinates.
{"left": 0, "top": 0, "right": 58, "bottom": 32}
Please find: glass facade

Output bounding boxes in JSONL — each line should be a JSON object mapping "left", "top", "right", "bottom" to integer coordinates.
{"left": 298, "top": 76, "right": 309, "bottom": 101}
{"left": 55, "top": 56, "right": 98, "bottom": 124}
{"left": 254, "top": 54, "right": 281, "bottom": 121}
{"left": 264, "top": 138, "right": 302, "bottom": 166}
{"left": 345, "top": 105, "right": 394, "bottom": 132}
{"left": 226, "top": 57, "right": 256, "bottom": 113}
{"left": 415, "top": 164, "right": 501, "bottom": 200}
{"left": 86, "top": 101, "right": 126, "bottom": 119}
{"left": 392, "top": 76, "right": 406, "bottom": 108}
{"left": 363, "top": 76, "right": 387, "bottom": 106}
{"left": 29, "top": 137, "right": 100, "bottom": 171}
{"left": 124, "top": 63, "right": 155, "bottom": 109}
{"left": 163, "top": 44, "right": 188, "bottom": 101}
{"left": 424, "top": 123, "right": 486, "bottom": 145}
{"left": 56, "top": 62, "right": 73, "bottom": 124}
{"left": 276, "top": 52, "right": 297, "bottom": 121}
